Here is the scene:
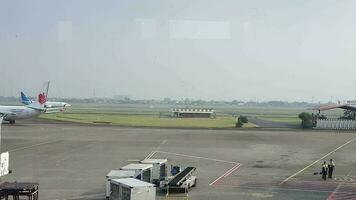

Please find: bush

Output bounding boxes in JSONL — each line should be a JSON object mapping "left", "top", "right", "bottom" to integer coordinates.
{"left": 236, "top": 116, "right": 248, "bottom": 128}
{"left": 239, "top": 116, "right": 248, "bottom": 123}
{"left": 298, "top": 112, "right": 313, "bottom": 129}
{"left": 235, "top": 121, "right": 243, "bottom": 127}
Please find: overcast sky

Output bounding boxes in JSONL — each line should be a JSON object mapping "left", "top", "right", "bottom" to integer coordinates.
{"left": 1, "top": 0, "right": 356, "bottom": 102}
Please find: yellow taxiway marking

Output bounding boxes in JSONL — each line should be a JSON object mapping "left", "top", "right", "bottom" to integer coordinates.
{"left": 280, "top": 137, "right": 356, "bottom": 185}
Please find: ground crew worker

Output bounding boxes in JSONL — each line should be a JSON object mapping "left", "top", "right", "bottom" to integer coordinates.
{"left": 321, "top": 161, "right": 328, "bottom": 180}
{"left": 328, "top": 159, "right": 335, "bottom": 178}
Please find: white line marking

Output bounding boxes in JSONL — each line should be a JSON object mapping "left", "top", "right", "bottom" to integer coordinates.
{"left": 223, "top": 164, "right": 241, "bottom": 178}
{"left": 155, "top": 150, "right": 238, "bottom": 164}
{"left": 145, "top": 151, "right": 157, "bottom": 159}
{"left": 144, "top": 139, "right": 167, "bottom": 159}
{"left": 220, "top": 185, "right": 339, "bottom": 194}
{"left": 65, "top": 193, "right": 106, "bottom": 200}
{"left": 326, "top": 170, "right": 353, "bottom": 200}
{"left": 280, "top": 137, "right": 356, "bottom": 185}
{"left": 161, "top": 139, "right": 167, "bottom": 145}
{"left": 8, "top": 140, "right": 60, "bottom": 153}
{"left": 209, "top": 163, "right": 241, "bottom": 186}
{"left": 126, "top": 159, "right": 141, "bottom": 162}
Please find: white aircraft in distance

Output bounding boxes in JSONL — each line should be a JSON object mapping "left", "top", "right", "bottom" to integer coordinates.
{"left": 20, "top": 92, "right": 71, "bottom": 112}
{"left": 0, "top": 92, "right": 47, "bottom": 124}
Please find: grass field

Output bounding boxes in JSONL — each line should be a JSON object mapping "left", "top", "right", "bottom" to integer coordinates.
{"left": 38, "top": 103, "right": 345, "bottom": 128}
{"left": 40, "top": 113, "right": 238, "bottom": 128}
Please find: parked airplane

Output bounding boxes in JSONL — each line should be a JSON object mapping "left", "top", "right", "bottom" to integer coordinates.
{"left": 20, "top": 92, "right": 71, "bottom": 110}
{"left": 0, "top": 92, "right": 47, "bottom": 124}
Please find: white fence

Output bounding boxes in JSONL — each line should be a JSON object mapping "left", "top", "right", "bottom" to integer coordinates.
{"left": 316, "top": 119, "right": 356, "bottom": 130}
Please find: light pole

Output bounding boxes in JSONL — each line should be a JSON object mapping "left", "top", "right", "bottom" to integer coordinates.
{"left": 0, "top": 114, "right": 3, "bottom": 180}
{"left": 0, "top": 114, "right": 10, "bottom": 177}
{"left": 0, "top": 114, "right": 3, "bottom": 152}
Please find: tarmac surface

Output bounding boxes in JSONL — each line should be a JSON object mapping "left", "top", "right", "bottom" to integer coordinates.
{"left": 248, "top": 117, "right": 298, "bottom": 128}
{"left": 1, "top": 119, "right": 356, "bottom": 200}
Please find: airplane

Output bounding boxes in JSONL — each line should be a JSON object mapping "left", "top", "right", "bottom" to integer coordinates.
{"left": 20, "top": 92, "right": 71, "bottom": 111}
{"left": 0, "top": 92, "right": 47, "bottom": 124}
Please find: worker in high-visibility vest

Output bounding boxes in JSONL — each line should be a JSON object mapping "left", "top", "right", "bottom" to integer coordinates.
{"left": 321, "top": 161, "right": 328, "bottom": 180}
{"left": 328, "top": 159, "right": 335, "bottom": 179}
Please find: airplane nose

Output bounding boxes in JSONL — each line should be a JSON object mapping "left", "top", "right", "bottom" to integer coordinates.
{"left": 65, "top": 103, "right": 71, "bottom": 107}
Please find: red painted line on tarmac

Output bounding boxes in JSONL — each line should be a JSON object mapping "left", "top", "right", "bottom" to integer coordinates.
{"left": 327, "top": 192, "right": 335, "bottom": 200}
{"left": 327, "top": 192, "right": 356, "bottom": 200}
{"left": 210, "top": 163, "right": 241, "bottom": 186}
{"left": 326, "top": 170, "right": 354, "bottom": 200}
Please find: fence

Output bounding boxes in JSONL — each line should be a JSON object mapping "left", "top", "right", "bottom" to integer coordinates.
{"left": 316, "top": 119, "right": 356, "bottom": 130}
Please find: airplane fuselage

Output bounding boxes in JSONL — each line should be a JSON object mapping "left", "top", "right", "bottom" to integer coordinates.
{"left": 0, "top": 106, "right": 41, "bottom": 121}
{"left": 45, "top": 101, "right": 70, "bottom": 108}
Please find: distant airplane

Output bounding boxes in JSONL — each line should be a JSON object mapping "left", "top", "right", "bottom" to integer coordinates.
{"left": 0, "top": 92, "right": 47, "bottom": 124}
{"left": 20, "top": 92, "right": 71, "bottom": 112}
{"left": 0, "top": 81, "right": 68, "bottom": 124}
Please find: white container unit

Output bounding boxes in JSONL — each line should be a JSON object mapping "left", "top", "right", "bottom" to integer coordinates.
{"left": 120, "top": 163, "right": 153, "bottom": 183}
{"left": 110, "top": 178, "right": 155, "bottom": 200}
{"left": 140, "top": 159, "right": 167, "bottom": 184}
{"left": 106, "top": 170, "right": 137, "bottom": 199}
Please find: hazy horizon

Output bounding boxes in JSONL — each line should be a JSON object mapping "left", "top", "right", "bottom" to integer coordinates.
{"left": 1, "top": 0, "right": 356, "bottom": 102}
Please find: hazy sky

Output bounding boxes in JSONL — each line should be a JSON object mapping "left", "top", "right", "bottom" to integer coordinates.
{"left": 1, "top": 0, "right": 356, "bottom": 102}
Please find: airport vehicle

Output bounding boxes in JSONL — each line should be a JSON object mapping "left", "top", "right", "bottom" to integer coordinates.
{"left": 110, "top": 178, "right": 155, "bottom": 200}
{"left": 121, "top": 163, "right": 154, "bottom": 183}
{"left": 106, "top": 170, "right": 137, "bottom": 199}
{"left": 21, "top": 92, "right": 71, "bottom": 112}
{"left": 160, "top": 166, "right": 197, "bottom": 193}
{"left": 140, "top": 159, "right": 167, "bottom": 186}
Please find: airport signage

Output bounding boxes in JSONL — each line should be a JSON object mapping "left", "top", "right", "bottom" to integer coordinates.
{"left": 0, "top": 151, "right": 9, "bottom": 177}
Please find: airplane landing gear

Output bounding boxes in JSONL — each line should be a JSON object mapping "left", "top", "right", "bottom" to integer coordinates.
{"left": 9, "top": 120, "right": 15, "bottom": 124}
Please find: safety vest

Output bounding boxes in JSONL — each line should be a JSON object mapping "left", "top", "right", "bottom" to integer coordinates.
{"left": 322, "top": 164, "right": 328, "bottom": 170}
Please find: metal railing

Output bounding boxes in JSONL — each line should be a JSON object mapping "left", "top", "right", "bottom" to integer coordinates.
{"left": 316, "top": 119, "right": 356, "bottom": 130}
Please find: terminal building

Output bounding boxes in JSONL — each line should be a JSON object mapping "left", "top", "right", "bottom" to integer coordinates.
{"left": 171, "top": 108, "right": 215, "bottom": 118}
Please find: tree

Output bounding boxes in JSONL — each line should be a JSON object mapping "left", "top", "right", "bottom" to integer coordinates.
{"left": 341, "top": 110, "right": 356, "bottom": 120}
{"left": 298, "top": 112, "right": 313, "bottom": 129}
{"left": 239, "top": 116, "right": 248, "bottom": 123}
{"left": 236, "top": 116, "right": 248, "bottom": 127}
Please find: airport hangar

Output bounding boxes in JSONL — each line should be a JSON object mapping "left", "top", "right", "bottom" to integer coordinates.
{"left": 171, "top": 108, "right": 215, "bottom": 118}
{"left": 314, "top": 101, "right": 356, "bottom": 130}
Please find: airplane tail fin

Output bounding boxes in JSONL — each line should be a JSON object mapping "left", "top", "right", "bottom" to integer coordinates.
{"left": 20, "top": 92, "right": 33, "bottom": 105}
{"left": 37, "top": 81, "right": 49, "bottom": 105}
{"left": 26, "top": 81, "right": 50, "bottom": 111}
